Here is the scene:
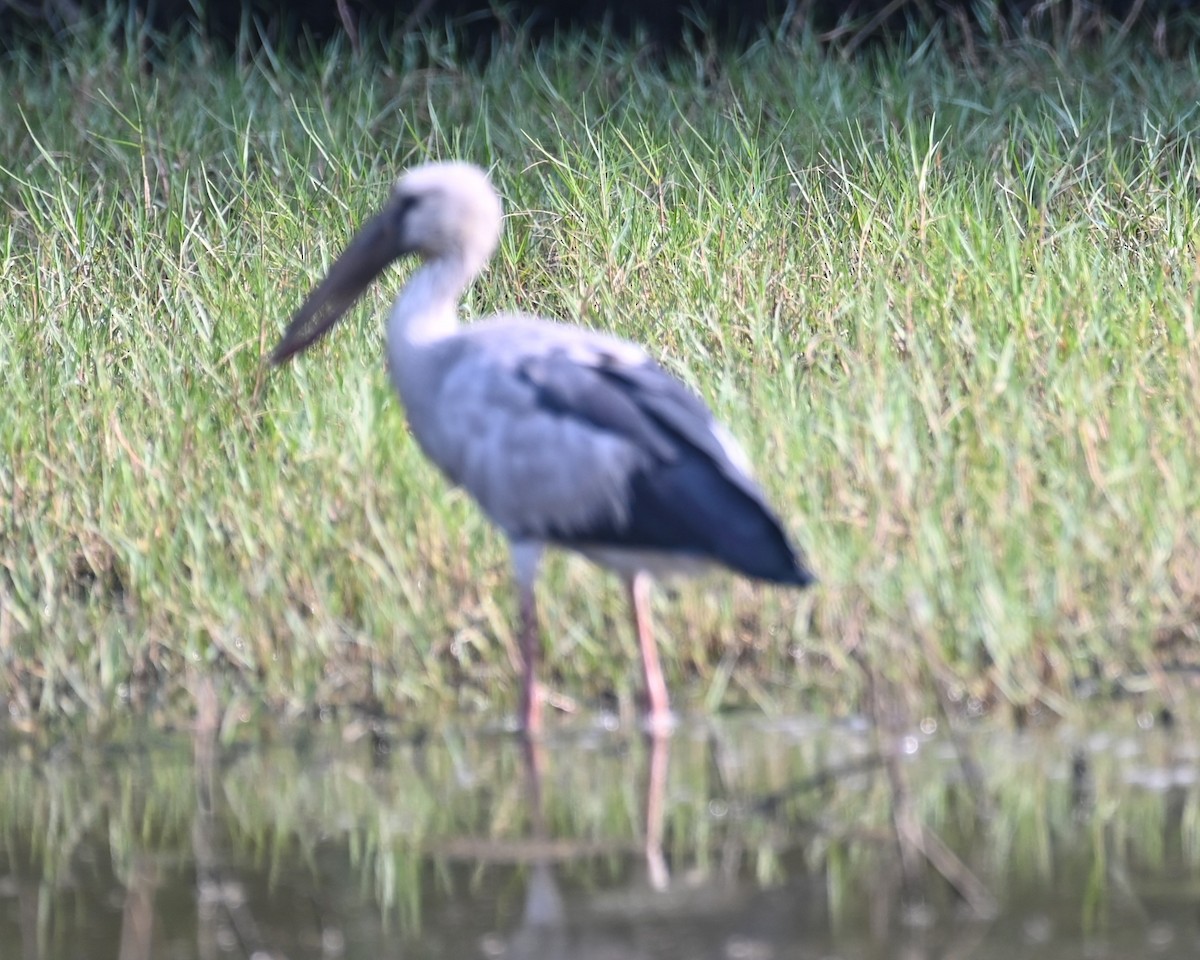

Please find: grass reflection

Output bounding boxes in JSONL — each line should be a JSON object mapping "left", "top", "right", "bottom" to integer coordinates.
{"left": 0, "top": 717, "right": 1197, "bottom": 957}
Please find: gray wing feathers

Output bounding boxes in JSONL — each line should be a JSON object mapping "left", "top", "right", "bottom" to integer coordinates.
{"left": 414, "top": 320, "right": 763, "bottom": 542}
{"left": 589, "top": 359, "right": 762, "bottom": 497}
{"left": 517, "top": 354, "right": 677, "bottom": 460}
{"left": 428, "top": 347, "right": 648, "bottom": 539}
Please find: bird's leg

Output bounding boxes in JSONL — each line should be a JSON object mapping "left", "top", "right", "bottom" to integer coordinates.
{"left": 628, "top": 572, "right": 671, "bottom": 730}
{"left": 643, "top": 729, "right": 671, "bottom": 891}
{"left": 512, "top": 543, "right": 544, "bottom": 737}
{"left": 518, "top": 582, "right": 543, "bottom": 736}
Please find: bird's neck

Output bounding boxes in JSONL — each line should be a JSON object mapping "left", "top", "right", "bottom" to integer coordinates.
{"left": 388, "top": 255, "right": 473, "bottom": 348}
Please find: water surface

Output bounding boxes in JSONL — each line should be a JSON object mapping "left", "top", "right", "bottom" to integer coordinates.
{"left": 1, "top": 714, "right": 1197, "bottom": 958}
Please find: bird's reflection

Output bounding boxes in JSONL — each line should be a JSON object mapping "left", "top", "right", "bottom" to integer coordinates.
{"left": 642, "top": 733, "right": 671, "bottom": 893}
{"left": 504, "top": 731, "right": 674, "bottom": 959}
{"left": 508, "top": 738, "right": 568, "bottom": 960}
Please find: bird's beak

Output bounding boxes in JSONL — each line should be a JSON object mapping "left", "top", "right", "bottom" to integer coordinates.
{"left": 269, "top": 207, "right": 404, "bottom": 366}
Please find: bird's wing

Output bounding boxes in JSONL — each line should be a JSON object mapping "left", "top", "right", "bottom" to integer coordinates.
{"left": 567, "top": 351, "right": 763, "bottom": 493}
{"left": 426, "top": 330, "right": 804, "bottom": 583}
{"left": 426, "top": 338, "right": 661, "bottom": 541}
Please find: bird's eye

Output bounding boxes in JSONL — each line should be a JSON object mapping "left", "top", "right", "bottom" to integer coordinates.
{"left": 395, "top": 194, "right": 419, "bottom": 225}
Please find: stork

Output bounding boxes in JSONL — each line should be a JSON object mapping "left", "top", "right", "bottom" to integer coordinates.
{"left": 270, "top": 161, "right": 815, "bottom": 735}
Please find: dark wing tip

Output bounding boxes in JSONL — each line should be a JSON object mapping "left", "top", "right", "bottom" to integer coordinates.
{"left": 773, "top": 537, "right": 817, "bottom": 588}
{"left": 739, "top": 530, "right": 817, "bottom": 588}
{"left": 780, "top": 559, "right": 818, "bottom": 589}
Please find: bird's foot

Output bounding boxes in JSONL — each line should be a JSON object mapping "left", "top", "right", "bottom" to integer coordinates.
{"left": 516, "top": 678, "right": 544, "bottom": 737}
{"left": 640, "top": 707, "right": 678, "bottom": 738}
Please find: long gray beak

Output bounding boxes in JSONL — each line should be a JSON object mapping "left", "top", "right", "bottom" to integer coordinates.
{"left": 270, "top": 208, "right": 403, "bottom": 366}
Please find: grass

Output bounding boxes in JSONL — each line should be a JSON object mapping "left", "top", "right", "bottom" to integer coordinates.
{"left": 3, "top": 13, "right": 1200, "bottom": 727}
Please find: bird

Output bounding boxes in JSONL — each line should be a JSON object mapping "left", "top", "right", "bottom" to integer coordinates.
{"left": 269, "top": 161, "right": 815, "bottom": 735}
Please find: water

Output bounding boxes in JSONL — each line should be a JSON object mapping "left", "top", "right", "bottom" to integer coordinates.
{"left": 1, "top": 714, "right": 1197, "bottom": 959}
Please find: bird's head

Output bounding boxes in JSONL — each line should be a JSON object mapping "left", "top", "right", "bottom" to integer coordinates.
{"left": 389, "top": 161, "right": 504, "bottom": 268}
{"left": 269, "top": 161, "right": 503, "bottom": 365}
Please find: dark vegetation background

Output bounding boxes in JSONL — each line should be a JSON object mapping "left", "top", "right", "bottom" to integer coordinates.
{"left": 1, "top": 0, "right": 1198, "bottom": 55}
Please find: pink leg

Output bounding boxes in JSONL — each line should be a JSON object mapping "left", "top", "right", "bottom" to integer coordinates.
{"left": 629, "top": 572, "right": 671, "bottom": 729}
{"left": 521, "top": 727, "right": 547, "bottom": 821}
{"left": 518, "top": 583, "right": 543, "bottom": 737}
{"left": 512, "top": 543, "right": 544, "bottom": 737}
{"left": 643, "top": 729, "right": 671, "bottom": 890}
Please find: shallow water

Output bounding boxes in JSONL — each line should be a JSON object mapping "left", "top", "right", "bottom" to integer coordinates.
{"left": 1, "top": 714, "right": 1197, "bottom": 959}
